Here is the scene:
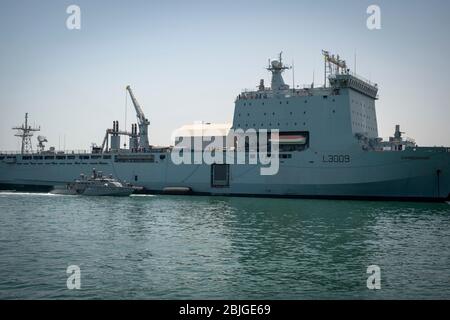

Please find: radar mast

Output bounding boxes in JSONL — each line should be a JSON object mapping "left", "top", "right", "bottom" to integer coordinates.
{"left": 322, "top": 50, "right": 348, "bottom": 87}
{"left": 267, "top": 52, "right": 291, "bottom": 91}
{"left": 13, "top": 113, "right": 40, "bottom": 154}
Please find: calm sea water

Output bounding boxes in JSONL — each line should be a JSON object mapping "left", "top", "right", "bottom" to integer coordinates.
{"left": 0, "top": 192, "right": 449, "bottom": 299}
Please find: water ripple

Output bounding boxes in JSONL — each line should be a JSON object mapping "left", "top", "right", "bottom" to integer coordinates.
{"left": 0, "top": 193, "right": 449, "bottom": 299}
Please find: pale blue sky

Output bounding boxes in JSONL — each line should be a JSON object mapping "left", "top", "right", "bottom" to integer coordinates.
{"left": 0, "top": 0, "right": 449, "bottom": 150}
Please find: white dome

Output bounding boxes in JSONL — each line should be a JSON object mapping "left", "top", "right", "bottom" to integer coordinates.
{"left": 174, "top": 122, "right": 232, "bottom": 138}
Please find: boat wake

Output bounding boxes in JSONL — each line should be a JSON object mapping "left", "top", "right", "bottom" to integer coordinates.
{"left": 130, "top": 194, "right": 156, "bottom": 197}
{"left": 0, "top": 191, "right": 59, "bottom": 197}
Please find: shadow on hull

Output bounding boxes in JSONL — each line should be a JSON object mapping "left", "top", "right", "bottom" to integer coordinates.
{"left": 0, "top": 183, "right": 53, "bottom": 193}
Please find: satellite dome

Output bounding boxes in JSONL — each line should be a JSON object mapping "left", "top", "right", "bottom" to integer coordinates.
{"left": 271, "top": 60, "right": 281, "bottom": 68}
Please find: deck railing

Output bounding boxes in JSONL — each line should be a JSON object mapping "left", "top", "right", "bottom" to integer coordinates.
{"left": 0, "top": 149, "right": 93, "bottom": 155}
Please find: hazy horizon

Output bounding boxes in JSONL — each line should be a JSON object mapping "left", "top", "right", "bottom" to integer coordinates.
{"left": 1, "top": 0, "right": 449, "bottom": 151}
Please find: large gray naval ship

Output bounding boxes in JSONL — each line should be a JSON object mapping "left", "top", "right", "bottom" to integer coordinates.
{"left": 1, "top": 51, "right": 449, "bottom": 201}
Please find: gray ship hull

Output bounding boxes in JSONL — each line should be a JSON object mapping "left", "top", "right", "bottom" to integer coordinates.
{"left": 1, "top": 147, "right": 449, "bottom": 202}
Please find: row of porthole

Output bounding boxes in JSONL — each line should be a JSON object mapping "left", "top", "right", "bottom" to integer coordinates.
{"left": 236, "top": 122, "right": 307, "bottom": 128}
{"left": 352, "top": 110, "right": 372, "bottom": 120}
{"left": 352, "top": 122, "right": 376, "bottom": 131}
{"left": 352, "top": 100, "right": 374, "bottom": 110}
{"left": 20, "top": 156, "right": 111, "bottom": 160}
{"left": 243, "top": 101, "right": 291, "bottom": 106}
{"left": 238, "top": 111, "right": 308, "bottom": 117}
{"left": 238, "top": 110, "right": 338, "bottom": 117}
{"left": 242, "top": 98, "right": 336, "bottom": 107}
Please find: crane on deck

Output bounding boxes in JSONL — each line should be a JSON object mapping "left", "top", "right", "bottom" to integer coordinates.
{"left": 126, "top": 85, "right": 150, "bottom": 151}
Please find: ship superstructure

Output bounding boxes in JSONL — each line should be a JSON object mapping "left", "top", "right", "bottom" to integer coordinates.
{"left": 1, "top": 51, "right": 449, "bottom": 201}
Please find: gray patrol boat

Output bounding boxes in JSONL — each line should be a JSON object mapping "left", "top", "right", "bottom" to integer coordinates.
{"left": 1, "top": 51, "right": 449, "bottom": 201}
{"left": 50, "top": 169, "right": 137, "bottom": 196}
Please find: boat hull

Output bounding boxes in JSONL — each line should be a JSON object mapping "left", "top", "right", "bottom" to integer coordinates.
{"left": 82, "top": 186, "right": 135, "bottom": 196}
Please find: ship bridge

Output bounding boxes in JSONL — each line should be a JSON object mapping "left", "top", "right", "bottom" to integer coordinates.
{"left": 232, "top": 51, "right": 382, "bottom": 149}
{"left": 236, "top": 51, "right": 378, "bottom": 101}
{"left": 329, "top": 73, "right": 378, "bottom": 99}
